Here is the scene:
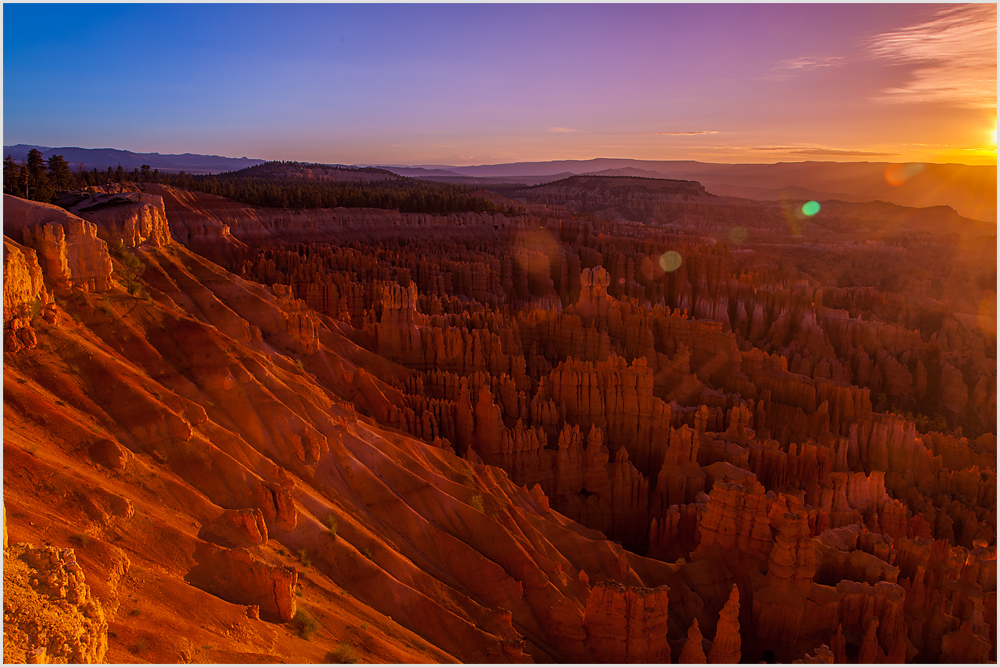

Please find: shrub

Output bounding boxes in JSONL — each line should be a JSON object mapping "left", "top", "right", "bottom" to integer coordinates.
{"left": 470, "top": 495, "right": 485, "bottom": 513}
{"left": 326, "top": 643, "right": 358, "bottom": 663}
{"left": 323, "top": 514, "right": 339, "bottom": 537}
{"left": 131, "top": 640, "right": 147, "bottom": 653}
{"left": 128, "top": 608, "right": 141, "bottom": 617}
{"left": 297, "top": 549, "right": 312, "bottom": 568}
{"left": 69, "top": 533, "right": 91, "bottom": 547}
{"left": 109, "top": 241, "right": 146, "bottom": 296}
{"left": 362, "top": 547, "right": 374, "bottom": 561}
{"left": 293, "top": 609, "right": 321, "bottom": 640}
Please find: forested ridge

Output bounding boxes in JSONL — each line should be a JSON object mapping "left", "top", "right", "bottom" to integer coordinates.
{"left": 3, "top": 153, "right": 519, "bottom": 215}
{"left": 188, "top": 161, "right": 517, "bottom": 214}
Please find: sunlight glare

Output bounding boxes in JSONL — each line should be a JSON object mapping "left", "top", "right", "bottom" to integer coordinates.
{"left": 885, "top": 163, "right": 924, "bottom": 187}
{"left": 659, "top": 251, "right": 683, "bottom": 272}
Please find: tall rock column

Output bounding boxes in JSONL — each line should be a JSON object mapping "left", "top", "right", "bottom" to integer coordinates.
{"left": 708, "top": 585, "right": 741, "bottom": 663}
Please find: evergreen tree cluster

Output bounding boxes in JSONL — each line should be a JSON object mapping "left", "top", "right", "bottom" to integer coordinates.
{"left": 3, "top": 155, "right": 516, "bottom": 216}
{"left": 4, "top": 149, "right": 161, "bottom": 202}
{"left": 183, "top": 161, "right": 515, "bottom": 215}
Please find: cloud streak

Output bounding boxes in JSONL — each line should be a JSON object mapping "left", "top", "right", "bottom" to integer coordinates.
{"left": 763, "top": 56, "right": 843, "bottom": 81}
{"left": 792, "top": 148, "right": 898, "bottom": 157}
{"left": 654, "top": 131, "right": 718, "bottom": 136}
{"left": 867, "top": 4, "right": 997, "bottom": 108}
{"left": 778, "top": 56, "right": 843, "bottom": 71}
{"left": 749, "top": 146, "right": 898, "bottom": 157}
{"left": 548, "top": 127, "right": 575, "bottom": 133}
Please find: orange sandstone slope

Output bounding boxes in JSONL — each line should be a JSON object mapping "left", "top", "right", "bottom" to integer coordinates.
{"left": 3, "top": 193, "right": 699, "bottom": 664}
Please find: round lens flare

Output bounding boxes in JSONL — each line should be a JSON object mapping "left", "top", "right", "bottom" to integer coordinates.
{"left": 801, "top": 201, "right": 821, "bottom": 217}
{"left": 729, "top": 226, "right": 748, "bottom": 245}
{"left": 885, "top": 163, "right": 924, "bottom": 187}
{"left": 659, "top": 251, "right": 683, "bottom": 272}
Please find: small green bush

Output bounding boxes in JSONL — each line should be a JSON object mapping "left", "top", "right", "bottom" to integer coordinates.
{"left": 131, "top": 640, "right": 147, "bottom": 653}
{"left": 293, "top": 609, "right": 321, "bottom": 640}
{"left": 362, "top": 547, "right": 374, "bottom": 561}
{"left": 297, "top": 548, "right": 312, "bottom": 568}
{"left": 69, "top": 533, "right": 91, "bottom": 547}
{"left": 127, "top": 608, "right": 141, "bottom": 617}
{"left": 323, "top": 514, "right": 339, "bottom": 538}
{"left": 326, "top": 643, "right": 358, "bottom": 663}
{"left": 470, "top": 495, "right": 485, "bottom": 513}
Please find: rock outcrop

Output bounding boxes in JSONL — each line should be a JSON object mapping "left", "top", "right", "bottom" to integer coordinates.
{"left": 582, "top": 581, "right": 672, "bottom": 663}
{"left": 198, "top": 508, "right": 269, "bottom": 548}
{"left": 186, "top": 542, "right": 297, "bottom": 622}
{"left": 2, "top": 236, "right": 52, "bottom": 352}
{"left": 65, "top": 191, "right": 172, "bottom": 248}
{"left": 2, "top": 543, "right": 108, "bottom": 664}
{"left": 4, "top": 195, "right": 113, "bottom": 292}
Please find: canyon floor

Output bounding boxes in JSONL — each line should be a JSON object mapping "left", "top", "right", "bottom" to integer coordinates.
{"left": 2, "top": 175, "right": 996, "bottom": 663}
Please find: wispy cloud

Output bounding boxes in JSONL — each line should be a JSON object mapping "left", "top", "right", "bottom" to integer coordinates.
{"left": 654, "top": 130, "right": 718, "bottom": 136}
{"left": 549, "top": 127, "right": 575, "bottom": 133}
{"left": 749, "top": 145, "right": 898, "bottom": 157}
{"left": 792, "top": 148, "right": 898, "bottom": 157}
{"left": 764, "top": 56, "right": 843, "bottom": 81}
{"left": 868, "top": 4, "right": 997, "bottom": 108}
{"left": 779, "top": 56, "right": 843, "bottom": 71}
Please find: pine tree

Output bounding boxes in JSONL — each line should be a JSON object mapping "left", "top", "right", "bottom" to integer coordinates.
{"left": 46, "top": 154, "right": 73, "bottom": 192}
{"left": 26, "top": 148, "right": 54, "bottom": 202}
{"left": 4, "top": 155, "right": 25, "bottom": 196}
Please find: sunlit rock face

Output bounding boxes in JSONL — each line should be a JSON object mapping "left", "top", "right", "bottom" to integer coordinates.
{"left": 3, "top": 176, "right": 995, "bottom": 664}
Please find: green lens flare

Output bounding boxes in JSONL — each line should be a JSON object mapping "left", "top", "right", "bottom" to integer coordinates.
{"left": 659, "top": 251, "right": 682, "bottom": 272}
{"left": 802, "top": 200, "right": 821, "bottom": 216}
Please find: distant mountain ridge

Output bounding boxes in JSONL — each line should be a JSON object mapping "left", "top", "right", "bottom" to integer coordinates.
{"left": 380, "top": 158, "right": 997, "bottom": 223}
{"left": 5, "top": 145, "right": 993, "bottom": 221}
{"left": 3, "top": 144, "right": 266, "bottom": 175}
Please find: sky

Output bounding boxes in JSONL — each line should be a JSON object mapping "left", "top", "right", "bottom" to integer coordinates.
{"left": 3, "top": 3, "right": 997, "bottom": 166}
